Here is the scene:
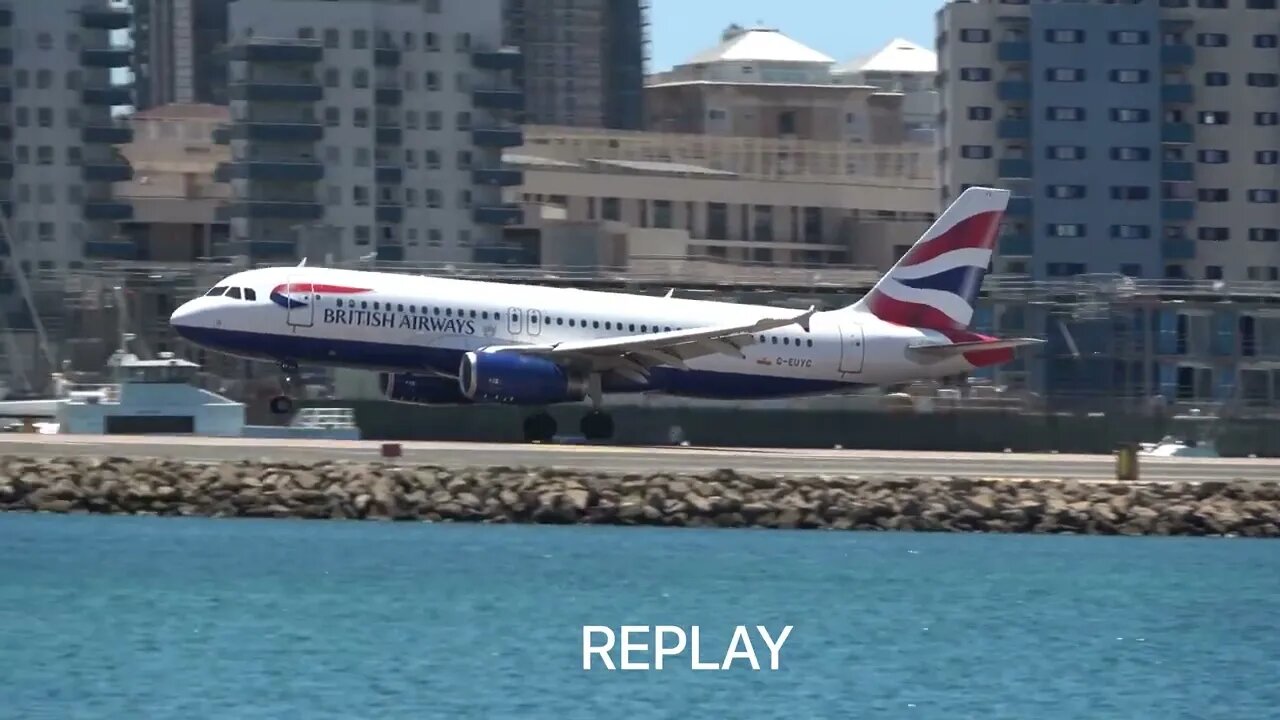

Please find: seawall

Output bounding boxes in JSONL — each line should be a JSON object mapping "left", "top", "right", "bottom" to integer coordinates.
{"left": 1, "top": 456, "right": 1278, "bottom": 537}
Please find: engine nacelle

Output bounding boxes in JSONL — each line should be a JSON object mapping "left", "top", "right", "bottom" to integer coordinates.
{"left": 458, "top": 351, "right": 588, "bottom": 405}
{"left": 379, "top": 372, "right": 473, "bottom": 405}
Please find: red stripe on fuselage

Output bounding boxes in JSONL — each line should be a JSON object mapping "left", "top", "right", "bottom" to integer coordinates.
{"left": 898, "top": 210, "right": 1002, "bottom": 267}
{"left": 272, "top": 283, "right": 371, "bottom": 295}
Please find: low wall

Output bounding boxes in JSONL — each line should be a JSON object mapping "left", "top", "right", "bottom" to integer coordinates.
{"left": 1, "top": 456, "right": 1277, "bottom": 537}
{"left": 303, "top": 401, "right": 1280, "bottom": 458}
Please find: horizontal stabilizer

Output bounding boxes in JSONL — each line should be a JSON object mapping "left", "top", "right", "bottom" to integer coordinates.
{"left": 907, "top": 337, "right": 1044, "bottom": 358}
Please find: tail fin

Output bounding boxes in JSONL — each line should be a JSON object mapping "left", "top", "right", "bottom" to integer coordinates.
{"left": 851, "top": 186, "right": 1009, "bottom": 332}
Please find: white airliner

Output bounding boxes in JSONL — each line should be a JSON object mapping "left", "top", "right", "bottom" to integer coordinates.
{"left": 170, "top": 186, "right": 1042, "bottom": 442}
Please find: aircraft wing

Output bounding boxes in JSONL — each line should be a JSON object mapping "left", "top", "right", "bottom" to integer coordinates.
{"left": 480, "top": 306, "right": 818, "bottom": 382}
{"left": 906, "top": 337, "right": 1044, "bottom": 358}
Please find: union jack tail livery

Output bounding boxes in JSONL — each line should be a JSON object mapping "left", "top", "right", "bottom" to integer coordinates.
{"left": 853, "top": 186, "right": 1008, "bottom": 332}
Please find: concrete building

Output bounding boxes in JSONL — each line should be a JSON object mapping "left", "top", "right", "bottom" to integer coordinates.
{"left": 504, "top": 0, "right": 647, "bottom": 130}
{"left": 131, "top": 0, "right": 231, "bottom": 109}
{"left": 218, "top": 0, "right": 523, "bottom": 264}
{"left": 936, "top": 0, "right": 1280, "bottom": 281}
{"left": 0, "top": 0, "right": 137, "bottom": 391}
{"left": 835, "top": 38, "right": 939, "bottom": 143}
{"left": 645, "top": 26, "right": 907, "bottom": 145}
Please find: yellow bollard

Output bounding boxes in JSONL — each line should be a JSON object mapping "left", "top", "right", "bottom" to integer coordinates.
{"left": 1115, "top": 444, "right": 1139, "bottom": 481}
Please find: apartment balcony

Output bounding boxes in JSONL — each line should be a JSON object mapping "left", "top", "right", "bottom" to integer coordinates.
{"left": 375, "top": 125, "right": 403, "bottom": 145}
{"left": 375, "top": 165, "right": 403, "bottom": 184}
{"left": 996, "top": 118, "right": 1029, "bottom": 139}
{"left": 0, "top": 161, "right": 11, "bottom": 180}
{"left": 0, "top": 7, "right": 10, "bottom": 26}
{"left": 471, "top": 125, "right": 524, "bottom": 147}
{"left": 473, "top": 204, "right": 523, "bottom": 225}
{"left": 1161, "top": 45, "right": 1194, "bottom": 66}
{"left": 472, "top": 87, "right": 525, "bottom": 112}
{"left": 229, "top": 40, "right": 322, "bottom": 64}
{"left": 80, "top": 46, "right": 131, "bottom": 68}
{"left": 231, "top": 121, "right": 324, "bottom": 143}
{"left": 0, "top": 126, "right": 10, "bottom": 141}
{"left": 376, "top": 245, "right": 405, "bottom": 262}
{"left": 997, "top": 158, "right": 1031, "bottom": 179}
{"left": 225, "top": 201, "right": 324, "bottom": 220}
{"left": 84, "top": 240, "right": 138, "bottom": 260}
{"left": 81, "top": 163, "right": 134, "bottom": 183}
{"left": 375, "top": 204, "right": 403, "bottom": 223}
{"left": 374, "top": 47, "right": 402, "bottom": 66}
{"left": 229, "top": 81, "right": 324, "bottom": 103}
{"left": 82, "top": 201, "right": 135, "bottom": 221}
{"left": 0, "top": 48, "right": 11, "bottom": 65}
{"left": 472, "top": 168, "right": 523, "bottom": 187}
{"left": 998, "top": 233, "right": 1032, "bottom": 256}
{"left": 81, "top": 124, "right": 134, "bottom": 144}
{"left": 996, "top": 81, "right": 1030, "bottom": 102}
{"left": 1161, "top": 161, "right": 1194, "bottom": 182}
{"left": 212, "top": 125, "right": 231, "bottom": 145}
{"left": 0, "top": 85, "right": 9, "bottom": 103}
{"left": 1162, "top": 83, "right": 1193, "bottom": 104}
{"left": 1007, "top": 196, "right": 1032, "bottom": 216}
{"left": 1162, "top": 237, "right": 1195, "bottom": 260}
{"left": 82, "top": 85, "right": 134, "bottom": 106}
{"left": 1161, "top": 122, "right": 1193, "bottom": 144}
{"left": 1161, "top": 200, "right": 1195, "bottom": 222}
{"left": 80, "top": 6, "right": 132, "bottom": 30}
{"left": 374, "top": 86, "right": 402, "bottom": 105}
{"left": 471, "top": 47, "right": 522, "bottom": 72}
{"left": 996, "top": 41, "right": 1030, "bottom": 62}
{"left": 216, "top": 161, "right": 324, "bottom": 182}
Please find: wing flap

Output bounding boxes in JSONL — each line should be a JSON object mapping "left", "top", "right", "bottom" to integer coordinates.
{"left": 907, "top": 337, "right": 1043, "bottom": 357}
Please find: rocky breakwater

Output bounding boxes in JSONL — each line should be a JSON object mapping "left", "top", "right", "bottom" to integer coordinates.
{"left": 1, "top": 455, "right": 1278, "bottom": 537}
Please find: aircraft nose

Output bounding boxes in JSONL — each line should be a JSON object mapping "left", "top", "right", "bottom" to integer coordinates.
{"left": 169, "top": 299, "right": 207, "bottom": 340}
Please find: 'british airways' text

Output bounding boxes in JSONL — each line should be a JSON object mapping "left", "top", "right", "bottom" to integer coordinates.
{"left": 322, "top": 308, "right": 477, "bottom": 334}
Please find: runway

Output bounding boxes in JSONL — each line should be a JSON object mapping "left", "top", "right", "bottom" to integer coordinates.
{"left": 1, "top": 434, "right": 1278, "bottom": 481}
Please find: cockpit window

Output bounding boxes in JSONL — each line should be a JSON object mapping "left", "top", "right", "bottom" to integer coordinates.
{"left": 205, "top": 286, "right": 228, "bottom": 296}
{"left": 226, "top": 287, "right": 242, "bottom": 300}
{"left": 244, "top": 288, "right": 257, "bottom": 301}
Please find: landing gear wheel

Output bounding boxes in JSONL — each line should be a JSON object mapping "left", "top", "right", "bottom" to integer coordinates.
{"left": 522, "top": 412, "right": 557, "bottom": 443}
{"left": 269, "top": 394, "right": 294, "bottom": 415}
{"left": 580, "top": 411, "right": 614, "bottom": 441}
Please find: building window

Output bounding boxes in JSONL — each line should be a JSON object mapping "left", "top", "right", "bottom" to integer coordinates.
{"left": 1257, "top": 151, "right": 1279, "bottom": 165}
{"left": 1110, "top": 30, "right": 1149, "bottom": 45}
{"left": 1249, "top": 228, "right": 1279, "bottom": 242}
{"left": 1111, "top": 108, "right": 1150, "bottom": 123}
{"left": 960, "top": 145, "right": 992, "bottom": 159}
{"left": 1197, "top": 188, "right": 1229, "bottom": 202}
{"left": 1110, "top": 186, "right": 1150, "bottom": 200}
{"left": 1111, "top": 147, "right": 1151, "bottom": 161}
{"left": 967, "top": 106, "right": 992, "bottom": 120}
{"left": 1196, "top": 32, "right": 1228, "bottom": 46}
{"left": 1111, "top": 225, "right": 1150, "bottom": 239}
{"left": 960, "top": 29, "right": 989, "bottom": 42}
{"left": 1256, "top": 34, "right": 1279, "bottom": 48}
{"left": 323, "top": 28, "right": 339, "bottom": 48}
{"left": 1047, "top": 185, "right": 1086, "bottom": 199}
{"left": 1047, "top": 106, "right": 1085, "bottom": 121}
{"left": 1204, "top": 72, "right": 1230, "bottom": 86}
{"left": 1197, "top": 149, "right": 1229, "bottom": 163}
{"left": 1047, "top": 263, "right": 1087, "bottom": 277}
{"left": 959, "top": 67, "right": 991, "bottom": 82}
{"left": 1047, "top": 145, "right": 1086, "bottom": 160}
{"left": 1046, "top": 29, "right": 1084, "bottom": 43}
{"left": 1046, "top": 68, "right": 1085, "bottom": 82}
{"left": 1247, "top": 73, "right": 1279, "bottom": 87}
{"left": 1256, "top": 112, "right": 1279, "bottom": 126}
{"left": 1047, "top": 224, "right": 1085, "bottom": 238}
{"left": 1198, "top": 227, "right": 1230, "bottom": 241}
{"left": 1248, "top": 189, "right": 1279, "bottom": 203}
{"left": 1110, "top": 69, "right": 1148, "bottom": 83}
{"left": 1198, "top": 111, "right": 1229, "bottom": 124}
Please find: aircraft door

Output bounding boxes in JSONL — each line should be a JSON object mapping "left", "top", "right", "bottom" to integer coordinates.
{"left": 286, "top": 276, "right": 315, "bottom": 328}
{"left": 839, "top": 323, "right": 865, "bottom": 374}
{"left": 507, "top": 307, "right": 522, "bottom": 336}
{"left": 527, "top": 309, "right": 542, "bottom": 336}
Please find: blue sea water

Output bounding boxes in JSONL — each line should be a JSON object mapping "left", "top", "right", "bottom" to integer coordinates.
{"left": 1, "top": 515, "right": 1277, "bottom": 720}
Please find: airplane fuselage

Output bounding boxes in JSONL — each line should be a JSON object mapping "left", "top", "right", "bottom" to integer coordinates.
{"left": 171, "top": 266, "right": 978, "bottom": 401}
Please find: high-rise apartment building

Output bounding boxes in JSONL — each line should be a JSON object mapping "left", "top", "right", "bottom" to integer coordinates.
{"left": 131, "top": 0, "right": 230, "bottom": 109}
{"left": 219, "top": 0, "right": 523, "bottom": 263}
{"left": 937, "top": 0, "right": 1280, "bottom": 281}
{"left": 504, "top": 0, "right": 647, "bottom": 129}
{"left": 1, "top": 0, "right": 136, "bottom": 273}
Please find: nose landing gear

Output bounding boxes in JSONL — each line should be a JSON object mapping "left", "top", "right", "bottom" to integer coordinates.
{"left": 269, "top": 361, "right": 300, "bottom": 416}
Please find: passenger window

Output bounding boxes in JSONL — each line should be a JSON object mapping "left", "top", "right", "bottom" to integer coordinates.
{"left": 470, "top": 310, "right": 477, "bottom": 318}
{"left": 373, "top": 302, "right": 381, "bottom": 310}
{"left": 227, "top": 287, "right": 242, "bottom": 299}
{"left": 398, "top": 304, "right": 405, "bottom": 312}
{"left": 409, "top": 305, "right": 416, "bottom": 313}
{"left": 593, "top": 321, "right": 599, "bottom": 329}
{"left": 244, "top": 288, "right": 257, "bottom": 301}
{"left": 446, "top": 308, "right": 453, "bottom": 316}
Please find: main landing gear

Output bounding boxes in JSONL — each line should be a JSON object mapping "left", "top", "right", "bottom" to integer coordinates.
{"left": 269, "top": 361, "right": 299, "bottom": 416}
{"left": 520, "top": 409, "right": 616, "bottom": 443}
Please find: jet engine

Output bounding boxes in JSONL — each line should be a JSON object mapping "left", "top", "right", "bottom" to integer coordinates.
{"left": 379, "top": 372, "right": 473, "bottom": 405}
{"left": 458, "top": 351, "right": 589, "bottom": 405}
